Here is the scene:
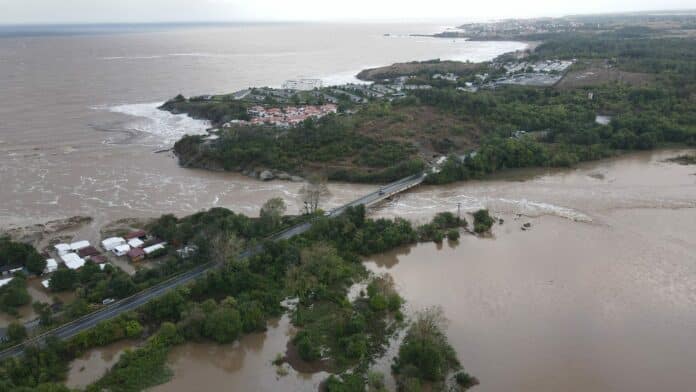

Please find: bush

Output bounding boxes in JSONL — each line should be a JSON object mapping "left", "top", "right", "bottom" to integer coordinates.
{"left": 455, "top": 371, "right": 480, "bottom": 390}
{"left": 294, "top": 330, "right": 321, "bottom": 362}
{"left": 473, "top": 209, "right": 495, "bottom": 234}
{"left": 447, "top": 229, "right": 460, "bottom": 241}
{"left": 7, "top": 322, "right": 27, "bottom": 343}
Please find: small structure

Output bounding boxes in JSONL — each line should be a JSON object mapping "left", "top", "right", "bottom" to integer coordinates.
{"left": 0, "top": 277, "right": 14, "bottom": 288}
{"left": 54, "top": 243, "right": 71, "bottom": 256}
{"left": 127, "top": 238, "right": 145, "bottom": 248}
{"left": 176, "top": 245, "right": 199, "bottom": 259}
{"left": 41, "top": 279, "right": 51, "bottom": 289}
{"left": 91, "top": 255, "right": 107, "bottom": 264}
{"left": 62, "top": 253, "right": 86, "bottom": 270}
{"left": 112, "top": 244, "right": 131, "bottom": 257}
{"left": 78, "top": 246, "right": 101, "bottom": 259}
{"left": 44, "top": 259, "right": 58, "bottom": 274}
{"left": 143, "top": 243, "right": 166, "bottom": 257}
{"left": 1, "top": 265, "right": 23, "bottom": 276}
{"left": 124, "top": 230, "right": 147, "bottom": 240}
{"left": 127, "top": 248, "right": 145, "bottom": 262}
{"left": 102, "top": 237, "right": 126, "bottom": 251}
{"left": 99, "top": 263, "right": 111, "bottom": 271}
{"left": 69, "top": 240, "right": 90, "bottom": 251}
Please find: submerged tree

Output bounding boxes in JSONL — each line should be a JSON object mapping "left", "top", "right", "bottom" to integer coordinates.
{"left": 300, "top": 174, "right": 330, "bottom": 215}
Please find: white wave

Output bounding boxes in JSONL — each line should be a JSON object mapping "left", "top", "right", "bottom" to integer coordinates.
{"left": 487, "top": 198, "right": 592, "bottom": 222}
{"left": 105, "top": 102, "right": 210, "bottom": 146}
{"left": 320, "top": 68, "right": 373, "bottom": 86}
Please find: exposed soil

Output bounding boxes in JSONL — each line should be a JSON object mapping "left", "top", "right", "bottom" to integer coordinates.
{"left": 556, "top": 62, "right": 655, "bottom": 89}
{"left": 357, "top": 60, "right": 481, "bottom": 81}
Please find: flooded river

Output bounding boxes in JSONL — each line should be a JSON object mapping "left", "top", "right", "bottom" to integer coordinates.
{"left": 150, "top": 148, "right": 696, "bottom": 391}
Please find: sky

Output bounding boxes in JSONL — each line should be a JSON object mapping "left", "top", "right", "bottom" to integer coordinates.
{"left": 0, "top": 0, "right": 694, "bottom": 24}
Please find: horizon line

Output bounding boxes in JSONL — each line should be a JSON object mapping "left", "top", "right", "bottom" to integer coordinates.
{"left": 1, "top": 8, "right": 695, "bottom": 27}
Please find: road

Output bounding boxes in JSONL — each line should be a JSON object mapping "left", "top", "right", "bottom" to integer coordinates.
{"left": 0, "top": 172, "right": 426, "bottom": 360}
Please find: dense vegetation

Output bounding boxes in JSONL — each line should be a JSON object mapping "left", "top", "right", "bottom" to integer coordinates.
{"left": 159, "top": 94, "right": 250, "bottom": 123}
{"left": 0, "top": 275, "right": 30, "bottom": 316}
{"left": 174, "top": 107, "right": 426, "bottom": 183}
{"left": 0, "top": 205, "right": 471, "bottom": 391}
{"left": 0, "top": 236, "right": 45, "bottom": 275}
{"left": 392, "top": 307, "right": 478, "bottom": 391}
{"left": 424, "top": 34, "right": 696, "bottom": 184}
{"left": 171, "top": 23, "right": 695, "bottom": 186}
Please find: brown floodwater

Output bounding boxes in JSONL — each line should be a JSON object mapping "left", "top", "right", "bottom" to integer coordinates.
{"left": 153, "top": 148, "right": 696, "bottom": 391}
{"left": 65, "top": 339, "right": 137, "bottom": 389}
{"left": 150, "top": 315, "right": 329, "bottom": 392}
{"left": 0, "top": 278, "right": 75, "bottom": 327}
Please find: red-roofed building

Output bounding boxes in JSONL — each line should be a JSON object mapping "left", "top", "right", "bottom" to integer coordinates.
{"left": 91, "top": 255, "right": 107, "bottom": 264}
{"left": 128, "top": 248, "right": 145, "bottom": 262}
{"left": 78, "top": 246, "right": 101, "bottom": 258}
{"left": 124, "top": 230, "right": 147, "bottom": 240}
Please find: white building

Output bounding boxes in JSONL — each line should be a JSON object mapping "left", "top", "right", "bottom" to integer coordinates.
{"left": 62, "top": 253, "right": 86, "bottom": 270}
{"left": 45, "top": 258, "right": 58, "bottom": 274}
{"left": 69, "top": 240, "right": 90, "bottom": 251}
{"left": 102, "top": 237, "right": 126, "bottom": 251}
{"left": 0, "top": 277, "right": 14, "bottom": 288}
{"left": 143, "top": 243, "right": 166, "bottom": 256}
{"left": 113, "top": 244, "right": 131, "bottom": 257}
{"left": 282, "top": 79, "right": 323, "bottom": 91}
{"left": 127, "top": 238, "right": 145, "bottom": 248}
{"left": 54, "top": 243, "right": 71, "bottom": 256}
{"left": 41, "top": 279, "right": 50, "bottom": 289}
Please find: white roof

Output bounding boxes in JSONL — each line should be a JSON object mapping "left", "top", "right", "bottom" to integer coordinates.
{"left": 0, "top": 277, "right": 14, "bottom": 288}
{"left": 102, "top": 237, "right": 126, "bottom": 250}
{"left": 62, "top": 253, "right": 86, "bottom": 270}
{"left": 114, "top": 244, "right": 131, "bottom": 252}
{"left": 54, "top": 243, "right": 71, "bottom": 252}
{"left": 99, "top": 263, "right": 111, "bottom": 271}
{"left": 41, "top": 279, "right": 50, "bottom": 288}
{"left": 128, "top": 238, "right": 144, "bottom": 248}
{"left": 143, "top": 243, "right": 165, "bottom": 254}
{"left": 69, "top": 240, "right": 90, "bottom": 251}
{"left": 46, "top": 258, "right": 58, "bottom": 267}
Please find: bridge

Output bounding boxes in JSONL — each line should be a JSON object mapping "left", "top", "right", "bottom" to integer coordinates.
{"left": 0, "top": 172, "right": 427, "bottom": 360}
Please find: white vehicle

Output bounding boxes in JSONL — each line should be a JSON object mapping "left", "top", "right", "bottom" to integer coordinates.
{"left": 102, "top": 298, "right": 116, "bottom": 305}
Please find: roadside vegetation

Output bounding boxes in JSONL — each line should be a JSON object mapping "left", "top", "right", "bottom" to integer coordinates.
{"left": 0, "top": 205, "right": 475, "bottom": 391}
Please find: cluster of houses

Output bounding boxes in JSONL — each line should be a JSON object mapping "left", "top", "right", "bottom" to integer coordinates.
{"left": 101, "top": 230, "right": 166, "bottom": 262}
{"left": 501, "top": 59, "right": 574, "bottom": 75}
{"left": 39, "top": 230, "right": 166, "bottom": 289}
{"left": 224, "top": 104, "right": 338, "bottom": 128}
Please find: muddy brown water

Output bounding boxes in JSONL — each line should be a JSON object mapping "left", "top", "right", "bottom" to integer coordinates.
{"left": 65, "top": 339, "right": 137, "bottom": 389}
{"left": 148, "top": 149, "right": 696, "bottom": 392}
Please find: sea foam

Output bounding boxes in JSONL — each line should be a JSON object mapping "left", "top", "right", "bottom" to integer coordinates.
{"left": 106, "top": 102, "right": 210, "bottom": 146}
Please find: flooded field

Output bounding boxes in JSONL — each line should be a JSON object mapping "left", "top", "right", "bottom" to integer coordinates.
{"left": 150, "top": 315, "right": 328, "bottom": 392}
{"left": 65, "top": 340, "right": 137, "bottom": 389}
{"left": 152, "top": 148, "right": 696, "bottom": 391}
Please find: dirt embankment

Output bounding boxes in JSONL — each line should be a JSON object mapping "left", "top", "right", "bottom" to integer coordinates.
{"left": 1, "top": 216, "right": 93, "bottom": 252}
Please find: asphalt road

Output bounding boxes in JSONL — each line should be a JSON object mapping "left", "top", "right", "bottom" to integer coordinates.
{"left": 0, "top": 172, "right": 426, "bottom": 360}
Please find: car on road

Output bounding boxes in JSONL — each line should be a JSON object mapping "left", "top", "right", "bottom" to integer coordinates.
{"left": 102, "top": 298, "right": 116, "bottom": 305}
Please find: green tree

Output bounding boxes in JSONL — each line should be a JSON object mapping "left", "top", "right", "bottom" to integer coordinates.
{"left": 7, "top": 322, "right": 27, "bottom": 343}
{"left": 260, "top": 197, "right": 287, "bottom": 232}
{"left": 203, "top": 306, "right": 242, "bottom": 343}
{"left": 49, "top": 268, "right": 77, "bottom": 291}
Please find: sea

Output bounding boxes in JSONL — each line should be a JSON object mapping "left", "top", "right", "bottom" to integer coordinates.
{"left": 0, "top": 22, "right": 526, "bottom": 229}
